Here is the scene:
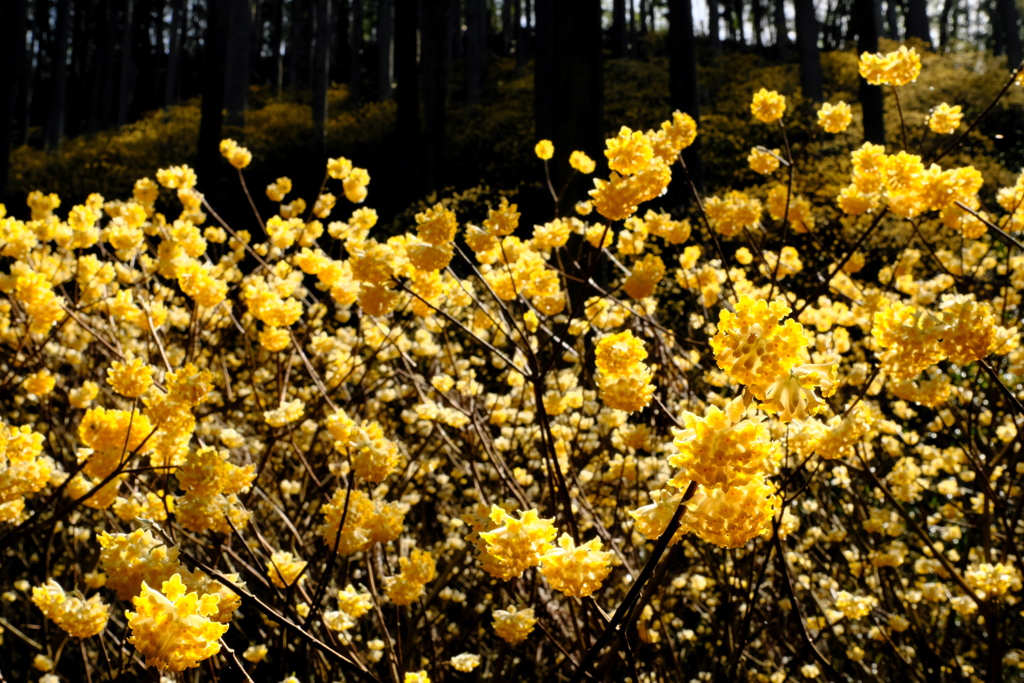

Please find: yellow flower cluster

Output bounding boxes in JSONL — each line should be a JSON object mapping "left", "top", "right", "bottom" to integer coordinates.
{"left": 927, "top": 103, "right": 963, "bottom": 134}
{"left": 859, "top": 46, "right": 922, "bottom": 86}
{"left": 266, "top": 551, "right": 308, "bottom": 588}
{"left": 477, "top": 506, "right": 556, "bottom": 580}
{"left": 750, "top": 88, "right": 786, "bottom": 123}
{"left": 594, "top": 330, "right": 656, "bottom": 412}
{"left": 817, "top": 101, "right": 852, "bottom": 133}
{"left": 0, "top": 423, "right": 53, "bottom": 523}
{"left": 538, "top": 533, "right": 612, "bottom": 598}
{"left": 31, "top": 580, "right": 110, "bottom": 638}
{"left": 218, "top": 138, "right": 252, "bottom": 169}
{"left": 492, "top": 605, "right": 538, "bottom": 644}
{"left": 317, "top": 488, "right": 405, "bottom": 554}
{"left": 748, "top": 147, "right": 781, "bottom": 175}
{"left": 703, "top": 190, "right": 763, "bottom": 236}
{"left": 384, "top": 548, "right": 437, "bottom": 605}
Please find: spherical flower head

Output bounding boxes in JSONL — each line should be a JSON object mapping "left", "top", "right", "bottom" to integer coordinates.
{"left": 817, "top": 101, "right": 853, "bottom": 133}
{"left": 703, "top": 191, "right": 763, "bottom": 236}
{"left": 623, "top": 253, "right": 665, "bottom": 299}
{"left": 937, "top": 294, "right": 998, "bottom": 365}
{"left": 415, "top": 203, "right": 458, "bottom": 246}
{"left": 107, "top": 355, "right": 155, "bottom": 398}
{"left": 871, "top": 300, "right": 946, "bottom": 381}
{"left": 748, "top": 147, "right": 781, "bottom": 175}
{"left": 478, "top": 506, "right": 556, "bottom": 580}
{"left": 350, "top": 422, "right": 400, "bottom": 483}
{"left": 266, "top": 176, "right": 293, "bottom": 202}
{"left": 316, "top": 488, "right": 405, "bottom": 554}
{"left": 242, "top": 644, "right": 268, "bottom": 663}
{"left": 343, "top": 168, "right": 370, "bottom": 204}
{"left": 126, "top": 573, "right": 229, "bottom": 672}
{"left": 482, "top": 197, "right": 520, "bottom": 237}
{"left": 327, "top": 156, "right": 353, "bottom": 180}
{"left": 492, "top": 605, "right": 538, "bottom": 644}
{"left": 661, "top": 110, "right": 698, "bottom": 153}
{"left": 670, "top": 397, "right": 782, "bottom": 491}
{"left": 597, "top": 368, "right": 656, "bottom": 412}
{"left": 604, "top": 126, "right": 655, "bottom": 176}
{"left": 750, "top": 88, "right": 786, "bottom": 123}
{"left": 630, "top": 488, "right": 685, "bottom": 542}
{"left": 710, "top": 296, "right": 812, "bottom": 399}
{"left": 595, "top": 330, "right": 648, "bottom": 379}
{"left": 264, "top": 399, "right": 305, "bottom": 427}
{"left": 405, "top": 671, "right": 431, "bottom": 683}
{"left": 927, "top": 103, "right": 963, "bottom": 135}
{"left": 266, "top": 551, "right": 308, "bottom": 588}
{"left": 835, "top": 591, "right": 878, "bottom": 620}
{"left": 760, "top": 359, "right": 839, "bottom": 422}
{"left": 681, "top": 475, "right": 780, "bottom": 548}
{"left": 534, "top": 139, "right": 554, "bottom": 161}
{"left": 79, "top": 407, "right": 153, "bottom": 453}
{"left": 539, "top": 534, "right": 612, "bottom": 597}
{"left": 384, "top": 548, "right": 437, "bottom": 605}
{"left": 964, "top": 561, "right": 1022, "bottom": 599}
{"left": 859, "top": 46, "right": 921, "bottom": 86}
{"left": 451, "top": 653, "right": 481, "bottom": 672}
{"left": 218, "top": 139, "right": 252, "bottom": 169}
{"left": 31, "top": 580, "right": 110, "bottom": 638}
{"left": 570, "top": 150, "right": 597, "bottom": 174}
{"left": 22, "top": 369, "right": 56, "bottom": 396}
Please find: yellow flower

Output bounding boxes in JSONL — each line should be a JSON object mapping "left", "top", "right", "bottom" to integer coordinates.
{"left": 478, "top": 506, "right": 556, "bottom": 580}
{"left": 703, "top": 191, "right": 762, "bottom": 236}
{"left": 107, "top": 356, "right": 155, "bottom": 397}
{"left": 384, "top": 548, "right": 437, "bottom": 605}
{"left": 31, "top": 579, "right": 110, "bottom": 638}
{"left": 859, "top": 46, "right": 922, "bottom": 86}
{"left": 492, "top": 605, "right": 537, "bottom": 644}
{"left": 218, "top": 139, "right": 252, "bottom": 169}
{"left": 927, "top": 103, "right": 963, "bottom": 134}
{"left": 681, "top": 475, "right": 780, "bottom": 548}
{"left": 750, "top": 88, "right": 786, "bottom": 123}
{"left": 327, "top": 156, "right": 353, "bottom": 180}
{"left": 539, "top": 533, "right": 612, "bottom": 597}
{"left": 242, "top": 644, "right": 269, "bottom": 663}
{"left": 570, "top": 150, "right": 596, "bottom": 174}
{"left": 748, "top": 147, "right": 781, "bottom": 175}
{"left": 595, "top": 331, "right": 647, "bottom": 379}
{"left": 604, "top": 126, "right": 655, "bottom": 176}
{"left": 623, "top": 253, "right": 665, "bottom": 299}
{"left": 534, "top": 139, "right": 554, "bottom": 160}
{"left": 266, "top": 551, "right": 308, "bottom": 588}
{"left": 22, "top": 369, "right": 56, "bottom": 396}
{"left": 126, "top": 574, "right": 229, "bottom": 672}
{"left": 817, "top": 101, "right": 852, "bottom": 133}
{"left": 451, "top": 653, "right": 481, "bottom": 672}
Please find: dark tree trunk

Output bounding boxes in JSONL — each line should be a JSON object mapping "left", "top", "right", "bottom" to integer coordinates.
{"left": 885, "top": 0, "right": 898, "bottom": 39}
{"left": 44, "top": 0, "right": 72, "bottom": 150}
{"left": 225, "top": 0, "right": 252, "bottom": 129}
{"left": 378, "top": 0, "right": 393, "bottom": 99}
{"left": 855, "top": 0, "right": 884, "bottom": 143}
{"left": 271, "top": 0, "right": 284, "bottom": 95}
{"left": 288, "top": 0, "right": 308, "bottom": 89}
{"left": 335, "top": 0, "right": 350, "bottom": 84}
{"left": 753, "top": 0, "right": 765, "bottom": 47}
{"left": 774, "top": 0, "right": 789, "bottom": 59}
{"left": 312, "top": 0, "right": 330, "bottom": 150}
{"left": 422, "top": 0, "right": 450, "bottom": 192}
{"left": 669, "top": 0, "right": 702, "bottom": 187}
{"left": 938, "top": 0, "right": 955, "bottom": 50}
{"left": 117, "top": 0, "right": 136, "bottom": 126}
{"left": 349, "top": 0, "right": 363, "bottom": 101}
{"left": 710, "top": 0, "right": 723, "bottom": 55}
{"left": 165, "top": 0, "right": 185, "bottom": 107}
{"left": 639, "top": 0, "right": 649, "bottom": 36}
{"left": 514, "top": 0, "right": 526, "bottom": 67}
{"left": 501, "top": 0, "right": 512, "bottom": 54}
{"left": 198, "top": 0, "right": 229, "bottom": 179}
{"left": 997, "top": 0, "right": 1022, "bottom": 67}
{"left": 613, "top": 0, "right": 628, "bottom": 57}
{"left": 466, "top": 0, "right": 484, "bottom": 104}
{"left": 0, "top": 0, "right": 28, "bottom": 200}
{"left": 905, "top": 0, "right": 930, "bottom": 43}
{"left": 394, "top": 0, "right": 420, "bottom": 191}
{"left": 549, "top": 0, "right": 602, "bottom": 203}
{"left": 629, "top": 0, "right": 638, "bottom": 56}
{"left": 534, "top": 0, "right": 553, "bottom": 139}
{"left": 795, "top": 0, "right": 823, "bottom": 101}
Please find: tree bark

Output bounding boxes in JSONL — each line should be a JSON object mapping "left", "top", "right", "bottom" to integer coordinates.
{"left": 855, "top": 0, "right": 884, "bottom": 144}
{"left": 997, "top": 0, "right": 1022, "bottom": 67}
{"left": 335, "top": 0, "right": 350, "bottom": 84}
{"left": 669, "top": 0, "right": 702, "bottom": 186}
{"left": 44, "top": 0, "right": 73, "bottom": 150}
{"left": 710, "top": 0, "right": 723, "bottom": 56}
{"left": 376, "top": 0, "right": 393, "bottom": 100}
{"left": 422, "top": 0, "right": 450, "bottom": 192}
{"left": 312, "top": 0, "right": 330, "bottom": 150}
{"left": 271, "top": 0, "right": 284, "bottom": 95}
{"left": 534, "top": 0, "right": 553, "bottom": 139}
{"left": 0, "top": 0, "right": 28, "bottom": 200}
{"left": 394, "top": 0, "right": 420, "bottom": 190}
{"left": 164, "top": 0, "right": 185, "bottom": 107}
{"left": 795, "top": 0, "right": 823, "bottom": 101}
{"left": 938, "top": 0, "right": 955, "bottom": 50}
{"left": 225, "top": 0, "right": 252, "bottom": 129}
{"left": 905, "top": 0, "right": 930, "bottom": 43}
{"left": 774, "top": 0, "right": 789, "bottom": 60}
{"left": 884, "top": 0, "right": 898, "bottom": 40}
{"left": 753, "top": 0, "right": 765, "bottom": 47}
{"left": 350, "top": 0, "right": 363, "bottom": 101}
{"left": 117, "top": 0, "right": 136, "bottom": 126}
{"left": 198, "top": 0, "right": 229, "bottom": 179}
{"left": 466, "top": 0, "right": 484, "bottom": 105}
{"left": 613, "top": 0, "right": 628, "bottom": 57}
{"left": 501, "top": 0, "right": 512, "bottom": 54}
{"left": 288, "top": 0, "right": 308, "bottom": 90}
{"left": 550, "top": 0, "right": 602, "bottom": 201}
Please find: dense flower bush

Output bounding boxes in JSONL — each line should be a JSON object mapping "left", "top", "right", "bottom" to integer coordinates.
{"left": 2, "top": 45, "right": 1024, "bottom": 683}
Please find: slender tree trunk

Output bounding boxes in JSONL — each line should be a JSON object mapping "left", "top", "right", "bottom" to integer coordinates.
{"left": 534, "top": 0, "right": 553, "bottom": 139}
{"left": 378, "top": 0, "right": 393, "bottom": 99}
{"left": 639, "top": 0, "right": 649, "bottom": 35}
{"left": 225, "top": 0, "right": 252, "bottom": 129}
{"left": 117, "top": 0, "right": 135, "bottom": 126}
{"left": 312, "top": 0, "right": 330, "bottom": 150}
{"left": 198, "top": 0, "right": 229, "bottom": 179}
{"left": 885, "top": 0, "right": 898, "bottom": 39}
{"left": 466, "top": 0, "right": 484, "bottom": 104}
{"left": 335, "top": 0, "right": 350, "bottom": 84}
{"left": 44, "top": 0, "right": 72, "bottom": 150}
{"left": 164, "top": 0, "right": 185, "bottom": 108}
{"left": 501, "top": 0, "right": 512, "bottom": 54}
{"left": 905, "top": 0, "right": 930, "bottom": 43}
{"left": 710, "top": 0, "right": 723, "bottom": 55}
{"left": 774, "top": 0, "right": 789, "bottom": 59}
{"left": 938, "top": 0, "right": 954, "bottom": 49}
{"left": 271, "top": 0, "right": 284, "bottom": 95}
{"left": 997, "top": 0, "right": 1022, "bottom": 67}
{"left": 394, "top": 0, "right": 420, "bottom": 190}
{"left": 613, "top": 0, "right": 628, "bottom": 57}
{"left": 795, "top": 0, "right": 823, "bottom": 101}
{"left": 855, "top": 0, "right": 884, "bottom": 143}
{"left": 422, "top": 0, "right": 450, "bottom": 192}
{"left": 550, "top": 0, "right": 602, "bottom": 201}
{"left": 0, "top": 0, "right": 28, "bottom": 200}
{"left": 349, "top": 0, "right": 362, "bottom": 101}
{"left": 521, "top": 0, "right": 532, "bottom": 61}
{"left": 669, "top": 0, "right": 702, "bottom": 187}
{"left": 753, "top": 0, "right": 765, "bottom": 47}
{"left": 288, "top": 0, "right": 308, "bottom": 89}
